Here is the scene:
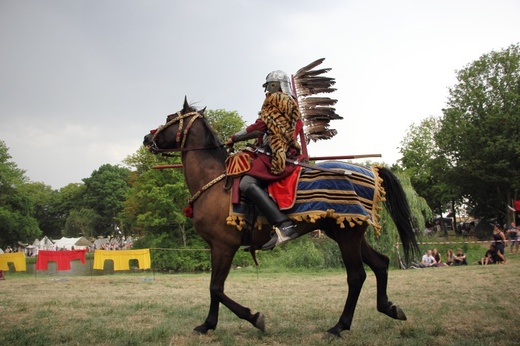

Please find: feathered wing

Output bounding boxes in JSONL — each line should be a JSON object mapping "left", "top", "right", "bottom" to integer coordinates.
{"left": 292, "top": 58, "right": 343, "bottom": 143}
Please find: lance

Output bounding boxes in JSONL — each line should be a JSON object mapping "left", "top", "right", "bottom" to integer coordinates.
{"left": 152, "top": 164, "right": 183, "bottom": 169}
{"left": 151, "top": 152, "right": 381, "bottom": 171}
{"left": 309, "top": 154, "right": 382, "bottom": 161}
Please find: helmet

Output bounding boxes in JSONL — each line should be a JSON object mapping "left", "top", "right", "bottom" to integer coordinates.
{"left": 262, "top": 70, "right": 294, "bottom": 97}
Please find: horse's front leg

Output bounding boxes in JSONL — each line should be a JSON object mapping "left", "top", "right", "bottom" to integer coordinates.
{"left": 361, "top": 239, "right": 406, "bottom": 320}
{"left": 193, "top": 245, "right": 265, "bottom": 334}
{"left": 193, "top": 287, "right": 220, "bottom": 334}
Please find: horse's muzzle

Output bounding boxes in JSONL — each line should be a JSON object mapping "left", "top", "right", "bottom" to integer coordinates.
{"left": 143, "top": 134, "right": 158, "bottom": 154}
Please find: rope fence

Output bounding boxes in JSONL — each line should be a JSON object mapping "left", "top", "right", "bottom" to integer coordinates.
{"left": 410, "top": 239, "right": 514, "bottom": 245}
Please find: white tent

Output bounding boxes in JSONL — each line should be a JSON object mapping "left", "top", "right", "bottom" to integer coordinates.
{"left": 34, "top": 236, "right": 55, "bottom": 251}
{"left": 53, "top": 237, "right": 90, "bottom": 250}
{"left": 93, "top": 238, "right": 109, "bottom": 250}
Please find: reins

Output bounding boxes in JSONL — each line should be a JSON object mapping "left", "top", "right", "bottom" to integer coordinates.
{"left": 187, "top": 173, "right": 226, "bottom": 205}
{"left": 151, "top": 110, "right": 227, "bottom": 208}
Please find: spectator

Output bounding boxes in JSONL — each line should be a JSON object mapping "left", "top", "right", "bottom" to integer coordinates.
{"left": 479, "top": 244, "right": 497, "bottom": 265}
{"left": 453, "top": 248, "right": 468, "bottom": 266}
{"left": 445, "top": 249, "right": 454, "bottom": 266}
{"left": 421, "top": 250, "right": 437, "bottom": 268}
{"left": 432, "top": 248, "right": 447, "bottom": 267}
{"left": 506, "top": 222, "right": 518, "bottom": 255}
{"left": 492, "top": 224, "right": 507, "bottom": 264}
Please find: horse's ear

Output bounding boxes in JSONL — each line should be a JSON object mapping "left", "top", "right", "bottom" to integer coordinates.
{"left": 183, "top": 96, "right": 190, "bottom": 112}
{"left": 200, "top": 107, "right": 207, "bottom": 116}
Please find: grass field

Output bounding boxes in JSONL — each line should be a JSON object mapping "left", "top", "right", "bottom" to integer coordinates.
{"left": 1, "top": 254, "right": 519, "bottom": 345}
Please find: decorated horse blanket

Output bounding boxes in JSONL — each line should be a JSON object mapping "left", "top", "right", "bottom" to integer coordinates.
{"left": 226, "top": 162, "right": 385, "bottom": 236}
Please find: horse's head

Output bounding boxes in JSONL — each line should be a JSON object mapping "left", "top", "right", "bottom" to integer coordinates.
{"left": 144, "top": 96, "right": 207, "bottom": 154}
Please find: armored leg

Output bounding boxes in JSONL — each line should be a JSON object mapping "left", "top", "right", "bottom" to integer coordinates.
{"left": 241, "top": 177, "right": 298, "bottom": 250}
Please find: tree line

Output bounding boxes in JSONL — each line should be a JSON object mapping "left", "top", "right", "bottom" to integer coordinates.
{"left": 1, "top": 44, "right": 518, "bottom": 267}
{"left": 398, "top": 43, "right": 519, "bottom": 229}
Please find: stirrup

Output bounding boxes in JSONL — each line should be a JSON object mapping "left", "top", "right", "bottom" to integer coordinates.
{"left": 261, "top": 224, "right": 298, "bottom": 251}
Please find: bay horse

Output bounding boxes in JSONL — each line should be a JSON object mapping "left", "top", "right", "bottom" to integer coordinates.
{"left": 143, "top": 97, "right": 418, "bottom": 337}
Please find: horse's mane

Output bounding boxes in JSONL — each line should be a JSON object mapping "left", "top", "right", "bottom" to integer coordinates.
{"left": 188, "top": 104, "right": 229, "bottom": 164}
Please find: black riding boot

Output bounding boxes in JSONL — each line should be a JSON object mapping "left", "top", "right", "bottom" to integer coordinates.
{"left": 243, "top": 184, "right": 298, "bottom": 250}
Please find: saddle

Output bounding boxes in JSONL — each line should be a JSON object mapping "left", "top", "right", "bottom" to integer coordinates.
{"left": 225, "top": 151, "right": 300, "bottom": 246}
{"left": 225, "top": 151, "right": 300, "bottom": 208}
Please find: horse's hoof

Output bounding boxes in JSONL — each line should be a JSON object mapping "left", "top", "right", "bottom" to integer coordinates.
{"left": 193, "top": 324, "right": 213, "bottom": 335}
{"left": 253, "top": 312, "right": 266, "bottom": 332}
{"left": 394, "top": 305, "right": 407, "bottom": 320}
{"left": 379, "top": 304, "right": 407, "bottom": 321}
{"left": 325, "top": 327, "right": 344, "bottom": 338}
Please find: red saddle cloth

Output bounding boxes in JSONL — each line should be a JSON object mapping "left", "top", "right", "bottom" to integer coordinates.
{"left": 268, "top": 166, "right": 302, "bottom": 209}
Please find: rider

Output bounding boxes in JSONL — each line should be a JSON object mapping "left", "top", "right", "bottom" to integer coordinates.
{"left": 226, "top": 70, "right": 303, "bottom": 250}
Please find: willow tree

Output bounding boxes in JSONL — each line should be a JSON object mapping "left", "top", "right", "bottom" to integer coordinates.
{"left": 365, "top": 169, "right": 431, "bottom": 265}
{"left": 399, "top": 116, "right": 454, "bottom": 231}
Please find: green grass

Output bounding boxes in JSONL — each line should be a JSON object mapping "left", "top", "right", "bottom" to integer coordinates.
{"left": 1, "top": 254, "right": 519, "bottom": 345}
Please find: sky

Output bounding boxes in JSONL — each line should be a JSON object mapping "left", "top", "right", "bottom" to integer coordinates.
{"left": 1, "top": 0, "right": 519, "bottom": 189}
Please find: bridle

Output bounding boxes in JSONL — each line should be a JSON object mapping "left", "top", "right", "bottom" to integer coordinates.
{"left": 149, "top": 110, "right": 227, "bottom": 209}
{"left": 150, "top": 111, "right": 203, "bottom": 154}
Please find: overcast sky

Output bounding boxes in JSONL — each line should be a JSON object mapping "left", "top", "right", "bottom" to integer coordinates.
{"left": 1, "top": 0, "right": 519, "bottom": 189}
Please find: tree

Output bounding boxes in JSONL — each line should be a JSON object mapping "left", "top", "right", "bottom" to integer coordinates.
{"left": 82, "top": 164, "right": 131, "bottom": 236}
{"left": 365, "top": 169, "right": 431, "bottom": 262}
{"left": 122, "top": 137, "right": 194, "bottom": 243}
{"left": 436, "top": 44, "right": 520, "bottom": 220}
{"left": 63, "top": 208, "right": 99, "bottom": 238}
{"left": 0, "top": 140, "right": 41, "bottom": 245}
{"left": 204, "top": 109, "right": 246, "bottom": 143}
{"left": 122, "top": 146, "right": 160, "bottom": 176}
{"left": 398, "top": 117, "right": 454, "bottom": 231}
{"left": 121, "top": 167, "right": 192, "bottom": 241}
{"left": 21, "top": 182, "right": 63, "bottom": 239}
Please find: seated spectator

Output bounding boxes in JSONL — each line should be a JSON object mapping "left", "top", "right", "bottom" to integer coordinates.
{"left": 453, "top": 248, "right": 468, "bottom": 266}
{"left": 445, "top": 249, "right": 454, "bottom": 266}
{"left": 432, "top": 248, "right": 447, "bottom": 267}
{"left": 421, "top": 249, "right": 437, "bottom": 268}
{"left": 479, "top": 244, "right": 497, "bottom": 265}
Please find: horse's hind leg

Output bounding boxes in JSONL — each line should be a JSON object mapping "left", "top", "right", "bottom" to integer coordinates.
{"left": 326, "top": 228, "right": 366, "bottom": 337}
{"left": 193, "top": 245, "right": 265, "bottom": 334}
{"left": 361, "top": 239, "right": 406, "bottom": 320}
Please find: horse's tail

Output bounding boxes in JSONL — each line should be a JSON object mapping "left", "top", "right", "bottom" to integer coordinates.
{"left": 378, "top": 167, "right": 419, "bottom": 264}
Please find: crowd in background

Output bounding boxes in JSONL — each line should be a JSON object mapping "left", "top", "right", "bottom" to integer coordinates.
{"left": 409, "top": 222, "right": 519, "bottom": 268}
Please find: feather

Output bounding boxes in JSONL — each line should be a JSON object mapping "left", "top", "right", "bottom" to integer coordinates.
{"left": 294, "top": 58, "right": 326, "bottom": 77}
{"left": 300, "top": 97, "right": 338, "bottom": 107}
{"left": 292, "top": 58, "right": 343, "bottom": 142}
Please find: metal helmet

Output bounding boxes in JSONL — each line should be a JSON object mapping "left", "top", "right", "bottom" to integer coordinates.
{"left": 262, "top": 70, "right": 294, "bottom": 96}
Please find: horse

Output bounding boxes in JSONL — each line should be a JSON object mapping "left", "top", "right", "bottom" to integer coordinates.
{"left": 143, "top": 97, "right": 419, "bottom": 337}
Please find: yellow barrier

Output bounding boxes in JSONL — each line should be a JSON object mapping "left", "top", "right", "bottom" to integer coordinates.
{"left": 0, "top": 252, "right": 27, "bottom": 271}
{"left": 93, "top": 249, "right": 151, "bottom": 271}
